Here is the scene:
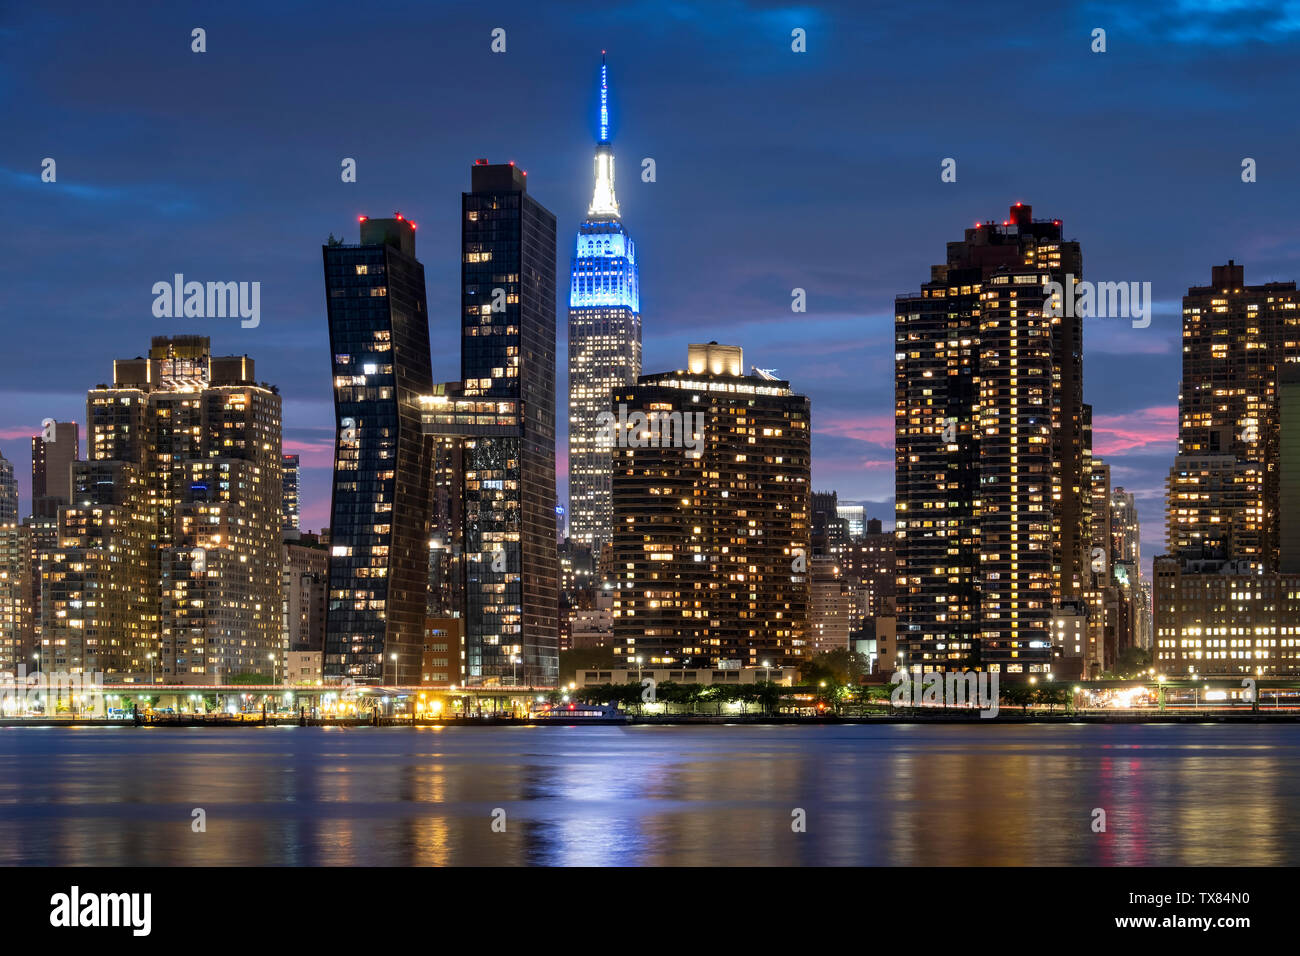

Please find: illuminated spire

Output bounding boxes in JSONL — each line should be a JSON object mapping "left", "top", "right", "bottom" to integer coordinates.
{"left": 588, "top": 51, "right": 619, "bottom": 219}
{"left": 599, "top": 51, "right": 610, "bottom": 144}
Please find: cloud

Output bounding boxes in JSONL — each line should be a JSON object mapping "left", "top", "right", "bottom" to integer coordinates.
{"left": 1092, "top": 405, "right": 1178, "bottom": 456}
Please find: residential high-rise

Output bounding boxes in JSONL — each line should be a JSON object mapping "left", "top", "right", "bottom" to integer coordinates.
{"left": 31, "top": 420, "right": 80, "bottom": 518}
{"left": 895, "top": 203, "right": 1085, "bottom": 676}
{"left": 0, "top": 452, "right": 16, "bottom": 526}
{"left": 1154, "top": 262, "right": 1300, "bottom": 674}
{"left": 809, "top": 555, "right": 851, "bottom": 655}
{"left": 42, "top": 460, "right": 152, "bottom": 677}
{"left": 1110, "top": 486, "right": 1141, "bottom": 567}
{"left": 282, "top": 453, "right": 300, "bottom": 532}
{"left": 0, "top": 524, "right": 32, "bottom": 677}
{"left": 1282, "top": 371, "right": 1300, "bottom": 573}
{"left": 75, "top": 336, "right": 282, "bottom": 682}
{"left": 459, "top": 161, "right": 558, "bottom": 686}
{"left": 1166, "top": 261, "right": 1299, "bottom": 570}
{"left": 323, "top": 217, "right": 433, "bottom": 684}
{"left": 283, "top": 533, "right": 327, "bottom": 653}
{"left": 610, "top": 343, "right": 811, "bottom": 668}
{"left": 567, "top": 54, "right": 642, "bottom": 554}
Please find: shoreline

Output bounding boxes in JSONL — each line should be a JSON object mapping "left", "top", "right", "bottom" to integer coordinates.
{"left": 2, "top": 712, "right": 1297, "bottom": 728}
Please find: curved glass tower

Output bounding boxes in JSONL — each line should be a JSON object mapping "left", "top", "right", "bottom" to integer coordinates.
{"left": 568, "top": 53, "right": 642, "bottom": 553}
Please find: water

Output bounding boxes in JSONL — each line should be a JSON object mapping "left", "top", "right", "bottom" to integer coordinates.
{"left": 0, "top": 723, "right": 1296, "bottom": 866}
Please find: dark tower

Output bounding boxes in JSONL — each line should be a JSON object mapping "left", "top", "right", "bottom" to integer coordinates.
{"left": 323, "top": 216, "right": 433, "bottom": 684}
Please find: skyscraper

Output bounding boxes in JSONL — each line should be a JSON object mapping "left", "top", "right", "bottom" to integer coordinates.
{"left": 42, "top": 460, "right": 152, "bottom": 677}
{"left": 45, "top": 336, "right": 282, "bottom": 681}
{"left": 460, "top": 161, "right": 558, "bottom": 686}
{"left": 282, "top": 453, "right": 300, "bottom": 532}
{"left": 610, "top": 343, "right": 811, "bottom": 668}
{"left": 568, "top": 54, "right": 642, "bottom": 554}
{"left": 323, "top": 217, "right": 433, "bottom": 684}
{"left": 0, "top": 524, "right": 32, "bottom": 677}
{"left": 895, "top": 203, "right": 1085, "bottom": 676}
{"left": 31, "top": 420, "right": 80, "bottom": 518}
{"left": 1166, "top": 261, "right": 1299, "bottom": 570}
{"left": 0, "top": 452, "right": 16, "bottom": 526}
{"left": 1154, "top": 263, "right": 1300, "bottom": 676}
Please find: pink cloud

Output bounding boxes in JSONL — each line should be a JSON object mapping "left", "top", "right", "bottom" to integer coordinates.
{"left": 0, "top": 426, "right": 38, "bottom": 440}
{"left": 1091, "top": 405, "right": 1178, "bottom": 456}
{"left": 814, "top": 411, "right": 895, "bottom": 446}
{"left": 282, "top": 437, "right": 334, "bottom": 469}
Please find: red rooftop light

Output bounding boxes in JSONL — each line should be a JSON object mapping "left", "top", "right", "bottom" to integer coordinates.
{"left": 358, "top": 215, "right": 367, "bottom": 222}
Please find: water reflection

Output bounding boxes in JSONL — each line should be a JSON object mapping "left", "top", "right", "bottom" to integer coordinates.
{"left": 0, "top": 723, "right": 1295, "bottom": 865}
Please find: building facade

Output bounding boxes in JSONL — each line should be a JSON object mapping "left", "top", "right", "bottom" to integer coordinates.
{"left": 895, "top": 203, "right": 1086, "bottom": 676}
{"left": 610, "top": 343, "right": 811, "bottom": 668}
{"left": 323, "top": 217, "right": 433, "bottom": 684}
{"left": 31, "top": 420, "right": 80, "bottom": 518}
{"left": 459, "top": 161, "right": 558, "bottom": 687}
{"left": 73, "top": 336, "right": 282, "bottom": 682}
{"left": 282, "top": 453, "right": 300, "bottom": 532}
{"left": 1166, "top": 261, "right": 1299, "bottom": 570}
{"left": 567, "top": 54, "right": 642, "bottom": 554}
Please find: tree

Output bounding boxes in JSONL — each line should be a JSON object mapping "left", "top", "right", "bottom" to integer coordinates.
{"left": 1114, "top": 646, "right": 1152, "bottom": 678}
{"left": 1001, "top": 682, "right": 1035, "bottom": 714}
{"left": 754, "top": 681, "right": 783, "bottom": 716}
{"left": 799, "top": 649, "right": 871, "bottom": 687}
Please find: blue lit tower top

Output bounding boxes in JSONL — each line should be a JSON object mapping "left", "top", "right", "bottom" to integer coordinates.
{"left": 571, "top": 52, "right": 638, "bottom": 312}
{"left": 599, "top": 52, "right": 610, "bottom": 144}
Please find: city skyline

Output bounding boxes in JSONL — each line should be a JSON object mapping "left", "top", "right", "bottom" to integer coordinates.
{"left": 5, "top": 1, "right": 1300, "bottom": 589}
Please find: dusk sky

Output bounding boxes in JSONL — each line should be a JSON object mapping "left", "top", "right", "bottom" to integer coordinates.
{"left": 3, "top": 0, "right": 1299, "bottom": 579}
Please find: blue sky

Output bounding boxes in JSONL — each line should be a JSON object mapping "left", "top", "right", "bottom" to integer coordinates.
{"left": 2, "top": 0, "right": 1299, "bottom": 579}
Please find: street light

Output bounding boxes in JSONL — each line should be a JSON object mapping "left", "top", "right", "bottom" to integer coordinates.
{"left": 147, "top": 652, "right": 155, "bottom": 685}
{"left": 390, "top": 652, "right": 398, "bottom": 687}
{"left": 268, "top": 652, "right": 277, "bottom": 686}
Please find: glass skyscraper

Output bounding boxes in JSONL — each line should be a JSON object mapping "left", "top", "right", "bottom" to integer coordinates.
{"left": 323, "top": 216, "right": 433, "bottom": 684}
{"left": 461, "top": 161, "right": 558, "bottom": 686}
{"left": 567, "top": 54, "right": 642, "bottom": 553}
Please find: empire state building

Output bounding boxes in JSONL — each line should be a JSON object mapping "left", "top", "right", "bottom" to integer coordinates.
{"left": 567, "top": 53, "right": 642, "bottom": 553}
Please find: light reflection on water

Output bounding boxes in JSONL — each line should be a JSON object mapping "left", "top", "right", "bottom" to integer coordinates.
{"left": 0, "top": 723, "right": 1295, "bottom": 866}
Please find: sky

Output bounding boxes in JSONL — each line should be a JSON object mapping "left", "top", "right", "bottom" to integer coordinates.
{"left": 2, "top": 0, "right": 1299, "bottom": 581}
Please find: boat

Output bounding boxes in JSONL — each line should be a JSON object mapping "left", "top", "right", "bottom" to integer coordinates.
{"left": 527, "top": 702, "right": 629, "bottom": 724}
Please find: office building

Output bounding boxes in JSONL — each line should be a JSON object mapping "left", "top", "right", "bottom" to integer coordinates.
{"left": 1153, "top": 557, "right": 1300, "bottom": 676}
{"left": 323, "top": 216, "right": 433, "bottom": 684}
{"left": 31, "top": 420, "right": 80, "bottom": 518}
{"left": 568, "top": 53, "right": 642, "bottom": 554}
{"left": 458, "top": 160, "right": 559, "bottom": 686}
{"left": 282, "top": 453, "right": 300, "bottom": 532}
{"left": 0, "top": 452, "right": 15, "bottom": 527}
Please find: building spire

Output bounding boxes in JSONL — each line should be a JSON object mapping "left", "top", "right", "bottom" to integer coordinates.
{"left": 599, "top": 51, "right": 610, "bottom": 144}
{"left": 588, "top": 51, "right": 619, "bottom": 218}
